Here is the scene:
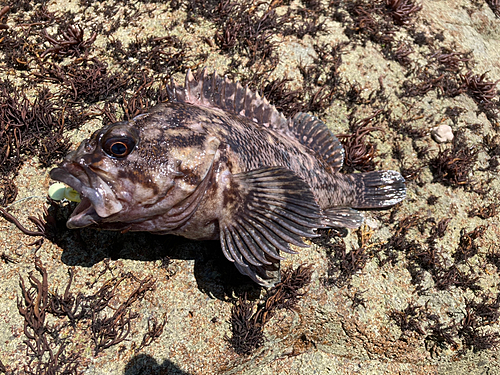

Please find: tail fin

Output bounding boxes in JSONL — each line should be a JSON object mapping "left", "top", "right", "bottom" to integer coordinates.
{"left": 350, "top": 170, "right": 406, "bottom": 209}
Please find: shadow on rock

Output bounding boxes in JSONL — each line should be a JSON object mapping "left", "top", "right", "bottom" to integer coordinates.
{"left": 124, "top": 354, "right": 191, "bottom": 375}
{"left": 48, "top": 202, "right": 261, "bottom": 301}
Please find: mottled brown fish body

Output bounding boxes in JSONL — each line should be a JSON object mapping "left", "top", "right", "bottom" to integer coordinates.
{"left": 50, "top": 69, "right": 406, "bottom": 286}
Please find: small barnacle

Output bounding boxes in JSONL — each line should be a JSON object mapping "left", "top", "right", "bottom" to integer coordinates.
{"left": 431, "top": 124, "right": 454, "bottom": 144}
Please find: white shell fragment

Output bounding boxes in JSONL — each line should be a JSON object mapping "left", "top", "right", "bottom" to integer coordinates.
{"left": 48, "top": 183, "right": 81, "bottom": 202}
{"left": 431, "top": 124, "right": 454, "bottom": 143}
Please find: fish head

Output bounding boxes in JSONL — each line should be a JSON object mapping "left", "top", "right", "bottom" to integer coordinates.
{"left": 50, "top": 110, "right": 220, "bottom": 230}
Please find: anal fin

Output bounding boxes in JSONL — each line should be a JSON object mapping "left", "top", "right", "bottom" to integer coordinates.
{"left": 219, "top": 167, "right": 322, "bottom": 287}
{"left": 323, "top": 207, "right": 365, "bottom": 229}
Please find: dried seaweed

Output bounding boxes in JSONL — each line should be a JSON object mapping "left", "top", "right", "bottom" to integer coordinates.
{"left": 0, "top": 201, "right": 57, "bottom": 250}
{"left": 320, "top": 235, "right": 369, "bottom": 288}
{"left": 426, "top": 320, "right": 458, "bottom": 356}
{"left": 111, "top": 36, "right": 191, "bottom": 75}
{"left": 213, "top": 0, "right": 280, "bottom": 67}
{"left": 0, "top": 358, "right": 7, "bottom": 374}
{"left": 389, "top": 302, "right": 426, "bottom": 336}
{"left": 458, "top": 298, "right": 500, "bottom": 353}
{"left": 260, "top": 77, "right": 305, "bottom": 118}
{"left": 227, "top": 296, "right": 264, "bottom": 355}
{"left": 135, "top": 313, "right": 168, "bottom": 353}
{"left": 431, "top": 142, "right": 476, "bottom": 186}
{"left": 461, "top": 71, "right": 498, "bottom": 106}
{"left": 0, "top": 179, "right": 17, "bottom": 206}
{"left": 91, "top": 275, "right": 155, "bottom": 355}
{"left": 41, "top": 24, "right": 96, "bottom": 58}
{"left": 453, "top": 226, "right": 486, "bottom": 264}
{"left": 0, "top": 6, "right": 10, "bottom": 30}
{"left": 394, "top": 42, "right": 413, "bottom": 67}
{"left": 338, "top": 110, "right": 384, "bottom": 173}
{"left": 16, "top": 258, "right": 159, "bottom": 372}
{"left": 17, "top": 258, "right": 82, "bottom": 375}
{"left": 429, "top": 49, "right": 471, "bottom": 73}
{"left": 40, "top": 58, "right": 128, "bottom": 104}
{"left": 264, "top": 265, "right": 313, "bottom": 312}
{"left": 430, "top": 144, "right": 478, "bottom": 186}
{"left": 227, "top": 265, "right": 313, "bottom": 355}
{"left": 386, "top": 0, "right": 422, "bottom": 26}
{"left": 0, "top": 81, "right": 78, "bottom": 206}
{"left": 350, "top": 290, "right": 367, "bottom": 309}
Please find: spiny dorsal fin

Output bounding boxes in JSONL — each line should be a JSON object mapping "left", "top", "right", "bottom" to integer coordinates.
{"left": 291, "top": 112, "right": 345, "bottom": 172}
{"left": 167, "top": 68, "right": 289, "bottom": 132}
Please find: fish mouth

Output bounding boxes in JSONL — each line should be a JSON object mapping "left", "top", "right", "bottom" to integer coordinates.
{"left": 50, "top": 162, "right": 123, "bottom": 229}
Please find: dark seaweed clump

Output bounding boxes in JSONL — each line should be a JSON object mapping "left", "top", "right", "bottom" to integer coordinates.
{"left": 381, "top": 214, "right": 500, "bottom": 355}
{"left": 314, "top": 225, "right": 374, "bottom": 288}
{"left": 227, "top": 264, "right": 313, "bottom": 355}
{"left": 11, "top": 257, "right": 163, "bottom": 374}
{"left": 338, "top": 110, "right": 385, "bottom": 173}
{"left": 389, "top": 295, "right": 500, "bottom": 356}
{"left": 429, "top": 142, "right": 478, "bottom": 187}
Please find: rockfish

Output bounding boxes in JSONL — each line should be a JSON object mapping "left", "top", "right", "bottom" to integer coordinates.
{"left": 50, "top": 69, "right": 406, "bottom": 286}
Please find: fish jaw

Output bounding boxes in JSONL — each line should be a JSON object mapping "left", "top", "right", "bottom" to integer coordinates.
{"left": 49, "top": 161, "right": 123, "bottom": 228}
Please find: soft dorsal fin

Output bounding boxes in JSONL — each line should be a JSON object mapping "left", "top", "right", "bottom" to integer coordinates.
{"left": 291, "top": 113, "right": 345, "bottom": 172}
{"left": 167, "top": 68, "right": 289, "bottom": 132}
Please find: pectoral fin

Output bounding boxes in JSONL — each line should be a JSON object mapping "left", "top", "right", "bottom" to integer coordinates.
{"left": 219, "top": 167, "right": 322, "bottom": 287}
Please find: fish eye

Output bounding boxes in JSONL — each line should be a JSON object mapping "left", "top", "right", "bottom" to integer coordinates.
{"left": 102, "top": 136, "right": 136, "bottom": 158}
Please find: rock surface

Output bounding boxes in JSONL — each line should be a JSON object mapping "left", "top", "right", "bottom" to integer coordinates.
{"left": 0, "top": 0, "right": 500, "bottom": 374}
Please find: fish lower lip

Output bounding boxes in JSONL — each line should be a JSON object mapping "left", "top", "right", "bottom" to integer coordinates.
{"left": 67, "top": 197, "right": 102, "bottom": 228}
